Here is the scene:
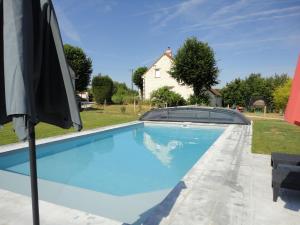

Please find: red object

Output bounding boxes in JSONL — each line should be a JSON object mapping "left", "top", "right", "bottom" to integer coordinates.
{"left": 285, "top": 56, "right": 300, "bottom": 125}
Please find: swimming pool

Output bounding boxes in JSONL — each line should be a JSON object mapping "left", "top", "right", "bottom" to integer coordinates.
{"left": 0, "top": 122, "right": 225, "bottom": 223}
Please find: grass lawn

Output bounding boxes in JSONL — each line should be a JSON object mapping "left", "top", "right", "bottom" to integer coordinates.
{"left": 244, "top": 112, "right": 284, "bottom": 120}
{"left": 251, "top": 117, "right": 300, "bottom": 155}
{"left": 0, "top": 104, "right": 150, "bottom": 146}
{"left": 2, "top": 106, "right": 299, "bottom": 156}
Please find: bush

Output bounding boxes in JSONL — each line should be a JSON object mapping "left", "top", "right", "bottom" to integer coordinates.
{"left": 150, "top": 87, "right": 186, "bottom": 107}
{"left": 273, "top": 79, "right": 292, "bottom": 111}
{"left": 92, "top": 75, "right": 113, "bottom": 104}
{"left": 188, "top": 94, "right": 209, "bottom": 105}
{"left": 111, "top": 94, "right": 123, "bottom": 104}
{"left": 141, "top": 99, "right": 151, "bottom": 105}
{"left": 112, "top": 81, "right": 138, "bottom": 104}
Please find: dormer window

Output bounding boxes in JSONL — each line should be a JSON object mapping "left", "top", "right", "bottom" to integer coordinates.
{"left": 155, "top": 69, "right": 160, "bottom": 78}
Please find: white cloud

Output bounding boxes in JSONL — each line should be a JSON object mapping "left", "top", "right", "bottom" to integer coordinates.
{"left": 180, "top": 4, "right": 300, "bottom": 32}
{"left": 135, "top": 0, "right": 206, "bottom": 30}
{"left": 213, "top": 34, "right": 300, "bottom": 47}
{"left": 137, "top": 0, "right": 300, "bottom": 34}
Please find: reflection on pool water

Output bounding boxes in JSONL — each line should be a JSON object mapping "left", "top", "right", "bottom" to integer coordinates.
{"left": 0, "top": 123, "right": 224, "bottom": 196}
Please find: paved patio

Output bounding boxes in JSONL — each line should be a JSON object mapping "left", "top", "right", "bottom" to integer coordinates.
{"left": 0, "top": 123, "right": 299, "bottom": 225}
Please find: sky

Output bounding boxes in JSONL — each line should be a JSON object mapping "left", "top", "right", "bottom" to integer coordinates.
{"left": 53, "top": 0, "right": 300, "bottom": 88}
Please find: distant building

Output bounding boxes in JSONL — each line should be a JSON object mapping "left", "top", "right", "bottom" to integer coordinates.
{"left": 78, "top": 92, "right": 89, "bottom": 101}
{"left": 142, "top": 48, "right": 222, "bottom": 107}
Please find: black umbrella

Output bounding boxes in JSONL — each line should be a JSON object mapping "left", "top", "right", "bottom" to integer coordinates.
{"left": 0, "top": 1, "right": 82, "bottom": 225}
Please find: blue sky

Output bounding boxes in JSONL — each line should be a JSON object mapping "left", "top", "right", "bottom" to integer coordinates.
{"left": 53, "top": 0, "right": 300, "bottom": 88}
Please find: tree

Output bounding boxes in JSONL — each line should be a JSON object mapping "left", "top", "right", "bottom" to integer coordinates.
{"left": 221, "top": 78, "right": 246, "bottom": 106}
{"left": 112, "top": 81, "right": 138, "bottom": 104}
{"left": 221, "top": 73, "right": 290, "bottom": 111}
{"left": 264, "top": 74, "right": 290, "bottom": 109}
{"left": 150, "top": 86, "right": 186, "bottom": 107}
{"left": 92, "top": 75, "right": 113, "bottom": 104}
{"left": 132, "top": 67, "right": 147, "bottom": 96}
{"left": 113, "top": 81, "right": 128, "bottom": 95}
{"left": 243, "top": 73, "right": 267, "bottom": 107}
{"left": 169, "top": 37, "right": 219, "bottom": 97}
{"left": 267, "top": 73, "right": 290, "bottom": 88}
{"left": 187, "top": 94, "right": 210, "bottom": 105}
{"left": 64, "top": 44, "right": 93, "bottom": 92}
{"left": 273, "top": 79, "right": 292, "bottom": 111}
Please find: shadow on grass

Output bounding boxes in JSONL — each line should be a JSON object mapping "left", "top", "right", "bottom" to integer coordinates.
{"left": 123, "top": 181, "right": 187, "bottom": 225}
{"left": 82, "top": 107, "right": 102, "bottom": 111}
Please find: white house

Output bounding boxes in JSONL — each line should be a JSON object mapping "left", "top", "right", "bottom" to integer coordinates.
{"left": 142, "top": 48, "right": 222, "bottom": 107}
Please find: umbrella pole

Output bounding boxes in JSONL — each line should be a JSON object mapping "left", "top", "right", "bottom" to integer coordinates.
{"left": 28, "top": 120, "right": 40, "bottom": 225}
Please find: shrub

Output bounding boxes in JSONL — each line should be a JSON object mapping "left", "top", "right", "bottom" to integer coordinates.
{"left": 141, "top": 99, "right": 151, "bottom": 105}
{"left": 92, "top": 75, "right": 113, "bottom": 104}
{"left": 150, "top": 86, "right": 186, "bottom": 107}
{"left": 188, "top": 94, "right": 209, "bottom": 105}
{"left": 273, "top": 79, "right": 292, "bottom": 111}
{"left": 112, "top": 81, "right": 138, "bottom": 104}
{"left": 111, "top": 94, "right": 123, "bottom": 104}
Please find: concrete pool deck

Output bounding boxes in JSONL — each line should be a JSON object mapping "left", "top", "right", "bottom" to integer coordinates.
{"left": 0, "top": 122, "right": 299, "bottom": 225}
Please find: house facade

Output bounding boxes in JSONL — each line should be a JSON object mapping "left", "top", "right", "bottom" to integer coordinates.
{"left": 142, "top": 48, "right": 222, "bottom": 107}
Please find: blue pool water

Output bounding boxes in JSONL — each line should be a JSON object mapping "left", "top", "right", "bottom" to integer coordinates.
{"left": 0, "top": 123, "right": 224, "bottom": 196}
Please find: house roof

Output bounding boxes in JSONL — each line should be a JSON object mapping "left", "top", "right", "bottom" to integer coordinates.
{"left": 142, "top": 52, "right": 173, "bottom": 78}
{"left": 209, "top": 88, "right": 221, "bottom": 96}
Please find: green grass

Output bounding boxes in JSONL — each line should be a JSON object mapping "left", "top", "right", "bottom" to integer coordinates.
{"left": 252, "top": 118, "right": 300, "bottom": 154}
{"left": 0, "top": 105, "right": 150, "bottom": 146}
{"left": 3, "top": 106, "right": 299, "bottom": 155}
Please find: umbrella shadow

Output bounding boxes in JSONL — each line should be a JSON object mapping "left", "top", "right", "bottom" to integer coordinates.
{"left": 123, "top": 181, "right": 187, "bottom": 225}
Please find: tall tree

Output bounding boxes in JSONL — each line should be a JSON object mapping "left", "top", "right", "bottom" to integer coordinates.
{"left": 92, "top": 75, "right": 113, "bottom": 104}
{"left": 132, "top": 67, "right": 147, "bottom": 96}
{"left": 64, "top": 44, "right": 93, "bottom": 92}
{"left": 169, "top": 37, "right": 219, "bottom": 98}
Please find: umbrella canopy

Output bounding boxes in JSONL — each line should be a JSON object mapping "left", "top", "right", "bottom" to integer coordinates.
{"left": 0, "top": 1, "right": 82, "bottom": 225}
{"left": 0, "top": 0, "right": 82, "bottom": 139}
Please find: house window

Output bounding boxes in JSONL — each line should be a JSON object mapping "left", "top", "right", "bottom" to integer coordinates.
{"left": 155, "top": 69, "right": 160, "bottom": 78}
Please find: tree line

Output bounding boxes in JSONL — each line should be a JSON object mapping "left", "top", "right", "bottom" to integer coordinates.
{"left": 221, "top": 74, "right": 291, "bottom": 111}
{"left": 64, "top": 39, "right": 291, "bottom": 111}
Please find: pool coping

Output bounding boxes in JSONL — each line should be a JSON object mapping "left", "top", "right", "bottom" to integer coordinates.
{"left": 0, "top": 121, "right": 235, "bottom": 224}
{"left": 0, "top": 121, "right": 143, "bottom": 154}
{"left": 137, "top": 123, "right": 251, "bottom": 224}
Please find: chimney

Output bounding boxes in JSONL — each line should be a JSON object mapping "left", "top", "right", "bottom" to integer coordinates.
{"left": 165, "top": 47, "right": 172, "bottom": 57}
